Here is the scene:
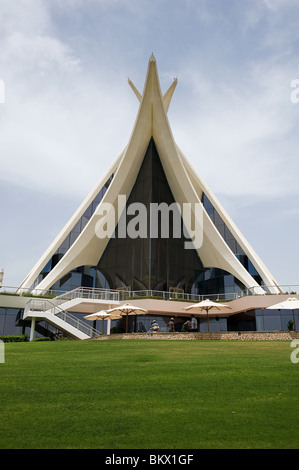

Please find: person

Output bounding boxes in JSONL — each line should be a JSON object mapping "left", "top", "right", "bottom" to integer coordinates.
{"left": 149, "top": 320, "right": 160, "bottom": 333}
{"left": 168, "top": 317, "right": 175, "bottom": 332}
{"left": 191, "top": 314, "right": 198, "bottom": 332}
{"left": 183, "top": 319, "right": 192, "bottom": 332}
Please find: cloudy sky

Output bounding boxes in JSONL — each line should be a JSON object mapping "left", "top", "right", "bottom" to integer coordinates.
{"left": 0, "top": 0, "right": 298, "bottom": 288}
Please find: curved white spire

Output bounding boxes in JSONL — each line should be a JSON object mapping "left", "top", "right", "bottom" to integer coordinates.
{"left": 19, "top": 56, "right": 281, "bottom": 295}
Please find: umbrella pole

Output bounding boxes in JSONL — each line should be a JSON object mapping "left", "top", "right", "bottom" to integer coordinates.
{"left": 126, "top": 314, "right": 128, "bottom": 333}
{"left": 102, "top": 318, "right": 105, "bottom": 335}
{"left": 206, "top": 308, "right": 210, "bottom": 332}
{"left": 293, "top": 310, "right": 296, "bottom": 331}
{"left": 134, "top": 315, "right": 137, "bottom": 333}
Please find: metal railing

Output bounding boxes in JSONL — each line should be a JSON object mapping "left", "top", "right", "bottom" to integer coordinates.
{"left": 126, "top": 289, "right": 241, "bottom": 301}
{"left": 24, "top": 298, "right": 100, "bottom": 338}
{"left": 55, "top": 286, "right": 120, "bottom": 303}
{"left": 0, "top": 285, "right": 70, "bottom": 297}
{"left": 2, "top": 284, "right": 299, "bottom": 304}
{"left": 244, "top": 285, "right": 298, "bottom": 296}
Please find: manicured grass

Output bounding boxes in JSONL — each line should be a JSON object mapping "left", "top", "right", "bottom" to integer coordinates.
{"left": 0, "top": 339, "right": 298, "bottom": 449}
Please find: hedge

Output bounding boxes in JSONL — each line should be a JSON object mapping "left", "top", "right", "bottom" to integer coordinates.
{"left": 0, "top": 334, "right": 28, "bottom": 343}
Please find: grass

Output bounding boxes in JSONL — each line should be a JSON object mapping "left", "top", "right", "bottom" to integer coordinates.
{"left": 0, "top": 339, "right": 298, "bottom": 449}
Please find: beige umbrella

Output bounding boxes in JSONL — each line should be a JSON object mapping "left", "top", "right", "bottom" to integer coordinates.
{"left": 266, "top": 297, "right": 299, "bottom": 330}
{"left": 84, "top": 311, "right": 121, "bottom": 334}
{"left": 184, "top": 299, "right": 231, "bottom": 332}
{"left": 106, "top": 303, "right": 147, "bottom": 333}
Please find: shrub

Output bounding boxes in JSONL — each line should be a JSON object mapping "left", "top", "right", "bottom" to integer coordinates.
{"left": 288, "top": 320, "right": 294, "bottom": 331}
{"left": 0, "top": 334, "right": 28, "bottom": 343}
{"left": 110, "top": 326, "right": 122, "bottom": 334}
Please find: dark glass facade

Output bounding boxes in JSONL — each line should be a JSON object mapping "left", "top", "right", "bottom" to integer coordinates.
{"left": 34, "top": 175, "right": 113, "bottom": 291}
{"left": 0, "top": 308, "right": 25, "bottom": 336}
{"left": 35, "top": 138, "right": 265, "bottom": 298}
{"left": 201, "top": 192, "right": 263, "bottom": 295}
{"left": 255, "top": 308, "right": 299, "bottom": 331}
{"left": 96, "top": 138, "right": 204, "bottom": 292}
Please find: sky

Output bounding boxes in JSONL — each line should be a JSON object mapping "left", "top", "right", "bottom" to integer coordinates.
{"left": 0, "top": 0, "right": 299, "bottom": 289}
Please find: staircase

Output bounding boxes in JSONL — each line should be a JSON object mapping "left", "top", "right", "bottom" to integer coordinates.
{"left": 23, "top": 287, "right": 121, "bottom": 340}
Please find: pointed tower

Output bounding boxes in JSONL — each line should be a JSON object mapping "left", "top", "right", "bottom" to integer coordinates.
{"left": 19, "top": 56, "right": 281, "bottom": 296}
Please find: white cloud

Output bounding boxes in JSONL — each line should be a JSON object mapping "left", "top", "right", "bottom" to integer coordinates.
{"left": 169, "top": 37, "right": 299, "bottom": 200}
{"left": 263, "top": 0, "right": 299, "bottom": 11}
{"left": 0, "top": 0, "right": 51, "bottom": 36}
{"left": 2, "top": 32, "right": 81, "bottom": 77}
{"left": 0, "top": 0, "right": 138, "bottom": 200}
{"left": 0, "top": 0, "right": 299, "bottom": 286}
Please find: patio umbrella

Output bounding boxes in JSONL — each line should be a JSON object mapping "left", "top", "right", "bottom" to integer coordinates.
{"left": 84, "top": 312, "right": 121, "bottom": 334}
{"left": 106, "top": 303, "right": 148, "bottom": 333}
{"left": 266, "top": 297, "right": 299, "bottom": 330}
{"left": 184, "top": 299, "right": 231, "bottom": 332}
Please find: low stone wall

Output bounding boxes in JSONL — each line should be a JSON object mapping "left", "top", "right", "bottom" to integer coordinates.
{"left": 92, "top": 331, "right": 299, "bottom": 341}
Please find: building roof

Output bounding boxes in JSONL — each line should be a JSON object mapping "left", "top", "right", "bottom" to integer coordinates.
{"left": 115, "top": 294, "right": 299, "bottom": 318}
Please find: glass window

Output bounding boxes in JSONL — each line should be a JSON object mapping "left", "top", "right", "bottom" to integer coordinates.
{"left": 202, "top": 191, "right": 262, "bottom": 292}
{"left": 0, "top": 308, "right": 25, "bottom": 335}
{"left": 32, "top": 174, "right": 114, "bottom": 290}
{"left": 96, "top": 138, "right": 205, "bottom": 294}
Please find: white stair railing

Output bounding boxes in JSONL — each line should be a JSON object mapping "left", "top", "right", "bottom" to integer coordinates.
{"left": 24, "top": 298, "right": 100, "bottom": 338}
{"left": 55, "top": 286, "right": 120, "bottom": 304}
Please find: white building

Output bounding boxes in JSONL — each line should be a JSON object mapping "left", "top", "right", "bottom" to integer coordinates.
{"left": 2, "top": 56, "right": 294, "bottom": 340}
{"left": 19, "top": 55, "right": 281, "bottom": 298}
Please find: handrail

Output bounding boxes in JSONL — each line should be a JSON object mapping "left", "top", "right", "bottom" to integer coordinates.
{"left": 2, "top": 284, "right": 299, "bottom": 302}
{"left": 127, "top": 289, "right": 238, "bottom": 301}
{"left": 55, "top": 286, "right": 120, "bottom": 303}
{"left": 0, "top": 286, "right": 70, "bottom": 297}
{"left": 55, "top": 305, "right": 100, "bottom": 338}
{"left": 24, "top": 298, "right": 100, "bottom": 338}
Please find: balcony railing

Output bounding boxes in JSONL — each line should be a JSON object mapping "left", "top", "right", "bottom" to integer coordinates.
{"left": 1, "top": 284, "right": 299, "bottom": 303}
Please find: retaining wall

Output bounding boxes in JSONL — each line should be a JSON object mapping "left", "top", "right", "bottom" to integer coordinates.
{"left": 92, "top": 331, "right": 299, "bottom": 341}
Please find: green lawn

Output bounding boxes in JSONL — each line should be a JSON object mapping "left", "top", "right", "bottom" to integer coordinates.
{"left": 0, "top": 339, "right": 298, "bottom": 449}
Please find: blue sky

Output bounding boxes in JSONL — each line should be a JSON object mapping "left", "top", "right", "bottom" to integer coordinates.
{"left": 0, "top": 0, "right": 299, "bottom": 288}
